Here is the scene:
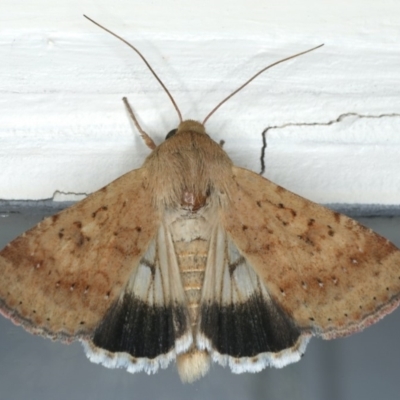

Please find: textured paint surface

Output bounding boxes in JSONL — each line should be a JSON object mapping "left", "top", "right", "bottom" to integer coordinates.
{"left": 1, "top": 1, "right": 400, "bottom": 203}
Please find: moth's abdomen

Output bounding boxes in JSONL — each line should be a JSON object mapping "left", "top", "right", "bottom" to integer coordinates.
{"left": 174, "top": 240, "right": 208, "bottom": 326}
{"left": 166, "top": 202, "right": 218, "bottom": 329}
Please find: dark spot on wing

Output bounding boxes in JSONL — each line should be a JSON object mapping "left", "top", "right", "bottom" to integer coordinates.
{"left": 297, "top": 234, "right": 315, "bottom": 246}
{"left": 333, "top": 212, "right": 341, "bottom": 223}
{"left": 77, "top": 234, "right": 85, "bottom": 246}
{"left": 92, "top": 206, "right": 109, "bottom": 218}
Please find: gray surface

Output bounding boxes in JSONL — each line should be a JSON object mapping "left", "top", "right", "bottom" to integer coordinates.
{"left": 0, "top": 210, "right": 399, "bottom": 400}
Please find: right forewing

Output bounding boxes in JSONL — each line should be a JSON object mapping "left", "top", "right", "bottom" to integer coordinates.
{"left": 220, "top": 166, "right": 400, "bottom": 340}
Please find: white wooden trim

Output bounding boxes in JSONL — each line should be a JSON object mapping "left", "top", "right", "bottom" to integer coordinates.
{"left": 1, "top": 0, "right": 400, "bottom": 205}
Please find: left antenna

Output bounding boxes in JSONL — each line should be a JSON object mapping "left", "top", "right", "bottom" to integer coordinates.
{"left": 83, "top": 15, "right": 183, "bottom": 124}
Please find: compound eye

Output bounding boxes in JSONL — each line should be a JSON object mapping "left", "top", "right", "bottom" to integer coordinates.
{"left": 165, "top": 129, "right": 177, "bottom": 140}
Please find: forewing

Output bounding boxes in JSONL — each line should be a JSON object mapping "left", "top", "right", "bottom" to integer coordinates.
{"left": 0, "top": 168, "right": 160, "bottom": 340}
{"left": 221, "top": 166, "right": 400, "bottom": 339}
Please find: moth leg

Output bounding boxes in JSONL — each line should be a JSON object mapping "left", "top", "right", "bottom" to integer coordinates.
{"left": 122, "top": 96, "right": 157, "bottom": 150}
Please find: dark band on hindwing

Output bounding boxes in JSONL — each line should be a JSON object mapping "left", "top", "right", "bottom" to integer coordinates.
{"left": 93, "top": 293, "right": 188, "bottom": 359}
{"left": 200, "top": 293, "right": 301, "bottom": 357}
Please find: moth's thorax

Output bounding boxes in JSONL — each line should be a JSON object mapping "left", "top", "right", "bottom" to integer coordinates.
{"left": 143, "top": 121, "right": 233, "bottom": 209}
{"left": 165, "top": 199, "right": 218, "bottom": 327}
{"left": 176, "top": 120, "right": 206, "bottom": 135}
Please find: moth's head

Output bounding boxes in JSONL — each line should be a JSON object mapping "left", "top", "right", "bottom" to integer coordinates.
{"left": 165, "top": 120, "right": 206, "bottom": 141}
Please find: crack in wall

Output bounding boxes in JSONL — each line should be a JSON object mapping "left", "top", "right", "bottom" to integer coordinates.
{"left": 259, "top": 112, "right": 400, "bottom": 175}
{"left": 52, "top": 190, "right": 89, "bottom": 202}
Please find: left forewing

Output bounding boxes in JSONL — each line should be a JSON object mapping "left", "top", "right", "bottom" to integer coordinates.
{"left": 221, "top": 166, "right": 400, "bottom": 339}
{"left": 0, "top": 168, "right": 160, "bottom": 340}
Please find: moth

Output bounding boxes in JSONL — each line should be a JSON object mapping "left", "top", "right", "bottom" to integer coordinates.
{"left": 1, "top": 16, "right": 400, "bottom": 384}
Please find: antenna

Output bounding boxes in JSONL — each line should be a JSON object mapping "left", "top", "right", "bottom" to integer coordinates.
{"left": 202, "top": 44, "right": 324, "bottom": 125}
{"left": 83, "top": 15, "right": 183, "bottom": 124}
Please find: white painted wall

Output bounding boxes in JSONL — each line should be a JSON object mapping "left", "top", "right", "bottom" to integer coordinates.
{"left": 1, "top": 0, "right": 400, "bottom": 206}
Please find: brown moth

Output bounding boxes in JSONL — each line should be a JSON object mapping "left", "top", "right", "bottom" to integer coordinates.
{"left": 1, "top": 16, "right": 400, "bottom": 383}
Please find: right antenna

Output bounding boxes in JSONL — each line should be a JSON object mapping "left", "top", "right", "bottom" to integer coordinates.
{"left": 202, "top": 44, "right": 324, "bottom": 125}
